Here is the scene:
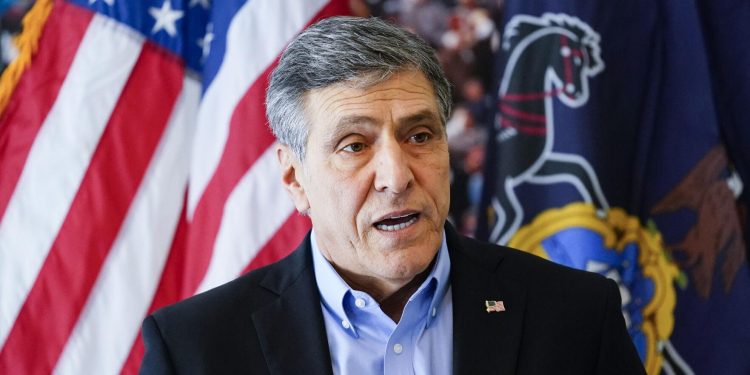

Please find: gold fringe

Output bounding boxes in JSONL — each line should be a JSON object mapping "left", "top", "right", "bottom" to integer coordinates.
{"left": 0, "top": 0, "right": 54, "bottom": 117}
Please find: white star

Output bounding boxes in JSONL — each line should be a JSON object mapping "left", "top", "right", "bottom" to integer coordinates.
{"left": 189, "top": 0, "right": 211, "bottom": 10}
{"left": 149, "top": 0, "right": 184, "bottom": 37}
{"left": 197, "top": 23, "right": 214, "bottom": 62}
{"left": 89, "top": 0, "right": 114, "bottom": 5}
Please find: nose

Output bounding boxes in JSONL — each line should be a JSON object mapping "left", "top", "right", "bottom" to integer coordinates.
{"left": 373, "top": 139, "right": 413, "bottom": 194}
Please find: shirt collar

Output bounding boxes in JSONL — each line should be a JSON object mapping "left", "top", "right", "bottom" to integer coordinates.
{"left": 310, "top": 230, "right": 352, "bottom": 332}
{"left": 310, "top": 229, "right": 451, "bottom": 334}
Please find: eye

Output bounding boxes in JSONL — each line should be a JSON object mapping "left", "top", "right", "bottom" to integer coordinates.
{"left": 409, "top": 132, "right": 432, "bottom": 144}
{"left": 341, "top": 142, "right": 366, "bottom": 153}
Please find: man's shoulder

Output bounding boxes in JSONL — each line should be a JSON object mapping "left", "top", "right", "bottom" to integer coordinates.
{"left": 151, "top": 246, "right": 305, "bottom": 327}
{"left": 454, "top": 233, "right": 613, "bottom": 296}
{"left": 449, "top": 233, "right": 643, "bottom": 374}
{"left": 453, "top": 233, "right": 621, "bottom": 340}
{"left": 140, "top": 241, "right": 321, "bottom": 372}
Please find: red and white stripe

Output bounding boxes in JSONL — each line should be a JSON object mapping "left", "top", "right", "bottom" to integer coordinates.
{"left": 0, "top": 0, "right": 348, "bottom": 373}
{"left": 184, "top": 0, "right": 343, "bottom": 295}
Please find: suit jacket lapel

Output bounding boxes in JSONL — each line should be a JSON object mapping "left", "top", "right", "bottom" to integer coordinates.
{"left": 252, "top": 233, "right": 334, "bottom": 375}
{"left": 447, "top": 225, "right": 527, "bottom": 374}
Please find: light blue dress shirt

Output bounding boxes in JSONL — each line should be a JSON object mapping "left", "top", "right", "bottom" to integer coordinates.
{"left": 311, "top": 231, "right": 453, "bottom": 375}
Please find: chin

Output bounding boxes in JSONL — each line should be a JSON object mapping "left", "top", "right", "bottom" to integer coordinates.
{"left": 384, "top": 248, "right": 437, "bottom": 278}
{"left": 380, "top": 264, "right": 424, "bottom": 281}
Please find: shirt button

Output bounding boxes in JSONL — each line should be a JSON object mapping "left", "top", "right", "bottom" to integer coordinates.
{"left": 355, "top": 298, "right": 366, "bottom": 308}
{"left": 431, "top": 307, "right": 437, "bottom": 317}
{"left": 393, "top": 343, "right": 403, "bottom": 354}
{"left": 341, "top": 320, "right": 351, "bottom": 329}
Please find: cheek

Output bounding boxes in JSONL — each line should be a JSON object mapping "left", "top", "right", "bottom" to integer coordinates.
{"left": 435, "top": 151, "right": 452, "bottom": 211}
{"left": 330, "top": 173, "right": 373, "bottom": 223}
{"left": 418, "top": 149, "right": 451, "bottom": 208}
{"left": 437, "top": 169, "right": 452, "bottom": 211}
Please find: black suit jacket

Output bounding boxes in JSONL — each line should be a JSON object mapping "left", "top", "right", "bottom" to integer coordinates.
{"left": 140, "top": 225, "right": 645, "bottom": 374}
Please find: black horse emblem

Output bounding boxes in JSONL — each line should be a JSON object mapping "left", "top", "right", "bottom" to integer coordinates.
{"left": 490, "top": 13, "right": 609, "bottom": 244}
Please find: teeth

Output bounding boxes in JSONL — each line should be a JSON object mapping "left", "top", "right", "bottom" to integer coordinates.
{"left": 376, "top": 216, "right": 418, "bottom": 231}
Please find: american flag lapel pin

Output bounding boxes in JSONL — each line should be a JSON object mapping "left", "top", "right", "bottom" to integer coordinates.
{"left": 485, "top": 300, "right": 506, "bottom": 313}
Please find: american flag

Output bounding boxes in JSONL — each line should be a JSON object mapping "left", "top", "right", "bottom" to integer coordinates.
{"left": 0, "top": 0, "right": 348, "bottom": 373}
{"left": 485, "top": 300, "right": 505, "bottom": 313}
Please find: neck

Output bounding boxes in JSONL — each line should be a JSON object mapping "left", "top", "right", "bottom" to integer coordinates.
{"left": 334, "top": 260, "right": 435, "bottom": 323}
{"left": 379, "top": 268, "right": 431, "bottom": 322}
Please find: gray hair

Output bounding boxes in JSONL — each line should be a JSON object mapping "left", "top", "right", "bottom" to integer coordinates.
{"left": 266, "top": 16, "right": 452, "bottom": 161}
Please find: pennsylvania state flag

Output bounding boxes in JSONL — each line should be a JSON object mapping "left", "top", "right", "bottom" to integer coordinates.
{"left": 478, "top": 1, "right": 750, "bottom": 374}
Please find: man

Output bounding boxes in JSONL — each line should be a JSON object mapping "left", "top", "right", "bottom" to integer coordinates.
{"left": 140, "top": 16, "right": 645, "bottom": 375}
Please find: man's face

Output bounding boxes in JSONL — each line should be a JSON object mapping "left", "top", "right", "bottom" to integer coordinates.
{"left": 278, "top": 70, "right": 450, "bottom": 294}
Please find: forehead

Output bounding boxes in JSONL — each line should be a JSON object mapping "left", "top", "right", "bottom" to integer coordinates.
{"left": 303, "top": 70, "right": 440, "bottom": 133}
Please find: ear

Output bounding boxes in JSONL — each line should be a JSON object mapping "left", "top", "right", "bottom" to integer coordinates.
{"left": 276, "top": 144, "right": 310, "bottom": 214}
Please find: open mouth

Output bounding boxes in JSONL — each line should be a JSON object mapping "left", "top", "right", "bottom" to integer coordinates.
{"left": 374, "top": 213, "right": 420, "bottom": 232}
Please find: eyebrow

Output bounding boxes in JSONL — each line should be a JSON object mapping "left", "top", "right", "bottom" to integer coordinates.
{"left": 335, "top": 115, "right": 377, "bottom": 128}
{"left": 322, "top": 115, "right": 377, "bottom": 151}
{"left": 398, "top": 110, "right": 441, "bottom": 127}
{"left": 335, "top": 109, "right": 440, "bottom": 128}
{"left": 323, "top": 110, "right": 442, "bottom": 150}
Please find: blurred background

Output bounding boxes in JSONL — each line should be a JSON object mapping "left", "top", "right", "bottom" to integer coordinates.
{"left": 0, "top": 1, "right": 34, "bottom": 71}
